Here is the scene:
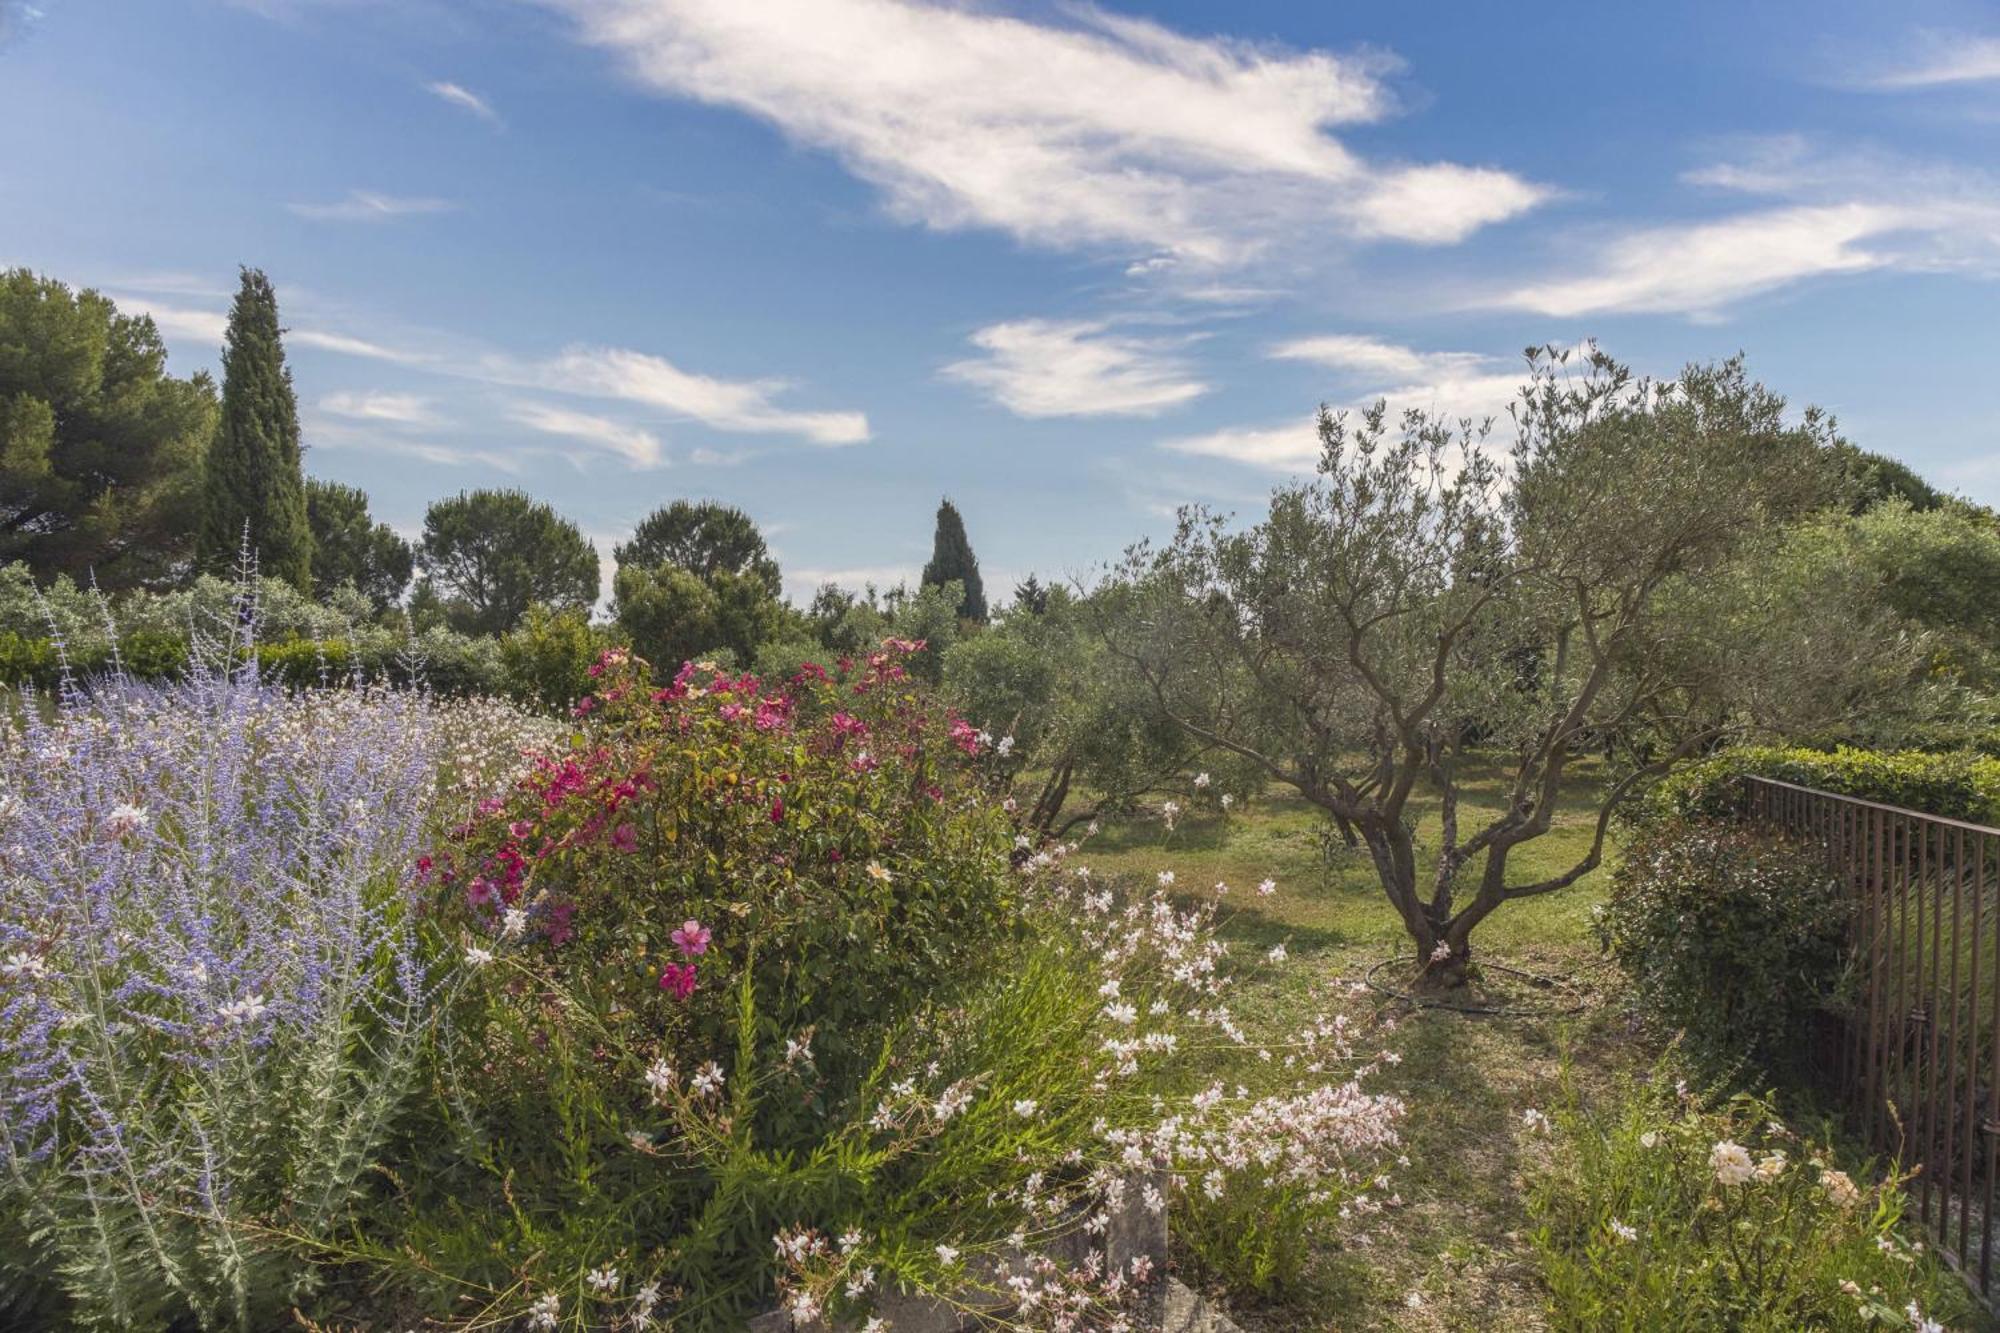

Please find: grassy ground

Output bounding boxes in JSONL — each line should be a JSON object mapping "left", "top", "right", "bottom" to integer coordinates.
{"left": 1077, "top": 760, "right": 1648, "bottom": 1331}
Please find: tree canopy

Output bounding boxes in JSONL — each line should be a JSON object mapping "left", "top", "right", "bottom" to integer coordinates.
{"left": 305, "top": 478, "right": 413, "bottom": 611}
{"left": 921, "top": 497, "right": 986, "bottom": 623}
{"left": 0, "top": 270, "right": 216, "bottom": 588}
{"left": 1106, "top": 346, "right": 1923, "bottom": 981}
{"left": 199, "top": 268, "right": 312, "bottom": 591}
{"left": 416, "top": 488, "right": 598, "bottom": 635}
{"left": 613, "top": 499, "right": 781, "bottom": 598}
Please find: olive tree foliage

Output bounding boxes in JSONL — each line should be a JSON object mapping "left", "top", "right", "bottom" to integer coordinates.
{"left": 943, "top": 585, "right": 1200, "bottom": 839}
{"left": 1105, "top": 347, "right": 1924, "bottom": 982}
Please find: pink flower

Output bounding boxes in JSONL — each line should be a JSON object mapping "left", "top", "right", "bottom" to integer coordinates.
{"left": 659, "top": 962, "right": 698, "bottom": 1000}
{"left": 672, "top": 919, "right": 711, "bottom": 957}
{"left": 770, "top": 796, "right": 785, "bottom": 824}
{"left": 611, "top": 823, "right": 639, "bottom": 853}
{"left": 466, "top": 877, "right": 496, "bottom": 908}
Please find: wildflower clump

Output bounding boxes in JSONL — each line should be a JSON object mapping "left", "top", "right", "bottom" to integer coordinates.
{"left": 382, "top": 645, "right": 1405, "bottom": 1328}
{"left": 1526, "top": 1078, "right": 1968, "bottom": 1330}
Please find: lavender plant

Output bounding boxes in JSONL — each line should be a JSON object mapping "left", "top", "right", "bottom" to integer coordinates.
{"left": 0, "top": 652, "right": 554, "bottom": 1328}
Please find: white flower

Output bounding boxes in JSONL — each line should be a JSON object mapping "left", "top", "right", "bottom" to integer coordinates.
{"left": 1192, "top": 772, "right": 1211, "bottom": 789}
{"left": 586, "top": 1265, "right": 620, "bottom": 1293}
{"left": 501, "top": 908, "right": 527, "bottom": 938}
{"left": 1013, "top": 1098, "right": 1039, "bottom": 1117}
{"left": 644, "top": 1058, "right": 675, "bottom": 1097}
{"left": 1267, "top": 944, "right": 1288, "bottom": 964}
{"left": 1639, "top": 1131, "right": 1660, "bottom": 1149}
{"left": 1754, "top": 1151, "right": 1787, "bottom": 1181}
{"left": 1710, "top": 1140, "right": 1756, "bottom": 1187}
{"left": 103, "top": 802, "right": 149, "bottom": 838}
{"left": 218, "top": 994, "right": 267, "bottom": 1026}
{"left": 528, "top": 1292, "right": 560, "bottom": 1330}
{"left": 866, "top": 860, "right": 892, "bottom": 883}
{"left": 996, "top": 735, "right": 1015, "bottom": 757}
{"left": 1, "top": 951, "right": 46, "bottom": 980}
{"left": 1429, "top": 941, "right": 1452, "bottom": 963}
{"left": 1256, "top": 877, "right": 1276, "bottom": 896}
{"left": 463, "top": 945, "right": 494, "bottom": 968}
{"left": 1521, "top": 1108, "right": 1552, "bottom": 1135}
{"left": 1609, "top": 1219, "right": 1638, "bottom": 1243}
{"left": 1907, "top": 1302, "right": 1944, "bottom": 1333}
{"left": 1157, "top": 869, "right": 1175, "bottom": 888}
{"left": 1821, "top": 1167, "right": 1861, "bottom": 1209}
{"left": 1220, "top": 793, "right": 1234, "bottom": 809}
{"left": 691, "top": 1061, "right": 726, "bottom": 1098}
{"left": 1404, "top": 1292, "right": 1424, "bottom": 1309}
{"left": 935, "top": 1243, "right": 960, "bottom": 1265}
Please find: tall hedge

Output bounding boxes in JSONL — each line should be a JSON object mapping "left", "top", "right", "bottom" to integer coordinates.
{"left": 1651, "top": 745, "right": 2000, "bottom": 826}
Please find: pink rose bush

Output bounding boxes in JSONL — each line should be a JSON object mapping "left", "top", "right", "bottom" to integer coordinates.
{"left": 363, "top": 644, "right": 1405, "bottom": 1329}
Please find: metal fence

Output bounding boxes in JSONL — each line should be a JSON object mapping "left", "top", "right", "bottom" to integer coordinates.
{"left": 1739, "top": 775, "right": 2000, "bottom": 1305}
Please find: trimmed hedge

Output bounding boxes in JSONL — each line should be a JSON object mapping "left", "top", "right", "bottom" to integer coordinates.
{"left": 1651, "top": 744, "right": 2000, "bottom": 826}
{"left": 0, "top": 631, "right": 513, "bottom": 700}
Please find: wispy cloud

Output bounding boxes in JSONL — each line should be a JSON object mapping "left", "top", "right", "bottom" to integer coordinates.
{"left": 1861, "top": 33, "right": 2000, "bottom": 89}
{"left": 541, "top": 0, "right": 1546, "bottom": 266}
{"left": 319, "top": 390, "right": 439, "bottom": 427}
{"left": 1166, "top": 335, "right": 1531, "bottom": 472}
{"left": 308, "top": 419, "right": 528, "bottom": 475}
{"left": 509, "top": 401, "right": 665, "bottom": 467}
{"left": 291, "top": 328, "right": 434, "bottom": 364}
{"left": 108, "top": 284, "right": 867, "bottom": 458}
{"left": 521, "top": 346, "right": 869, "bottom": 446}
{"left": 425, "top": 79, "right": 502, "bottom": 124}
{"left": 287, "top": 190, "right": 457, "bottom": 223}
{"left": 1487, "top": 140, "right": 2000, "bottom": 317}
{"left": 942, "top": 318, "right": 1207, "bottom": 418}
{"left": 110, "top": 295, "right": 228, "bottom": 344}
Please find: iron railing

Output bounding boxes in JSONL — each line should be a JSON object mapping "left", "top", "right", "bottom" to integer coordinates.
{"left": 1739, "top": 775, "right": 2000, "bottom": 1306}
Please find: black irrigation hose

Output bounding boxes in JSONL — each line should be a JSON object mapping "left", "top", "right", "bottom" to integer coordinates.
{"left": 1362, "top": 956, "right": 1591, "bottom": 1018}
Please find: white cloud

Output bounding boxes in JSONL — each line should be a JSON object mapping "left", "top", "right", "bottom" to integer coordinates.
{"left": 425, "top": 79, "right": 502, "bottom": 124}
{"left": 288, "top": 190, "right": 457, "bottom": 222}
{"left": 309, "top": 420, "right": 527, "bottom": 475}
{"left": 1268, "top": 333, "right": 1488, "bottom": 383}
{"left": 111, "top": 295, "right": 227, "bottom": 344}
{"left": 526, "top": 346, "right": 869, "bottom": 445}
{"left": 510, "top": 401, "right": 665, "bottom": 467}
{"left": 1488, "top": 141, "right": 2000, "bottom": 317}
{"left": 320, "top": 390, "right": 438, "bottom": 426}
{"left": 1160, "top": 420, "right": 1322, "bottom": 472}
{"left": 1493, "top": 203, "right": 1906, "bottom": 317}
{"left": 942, "top": 319, "right": 1207, "bottom": 418}
{"left": 542, "top": 0, "right": 1545, "bottom": 264}
{"left": 291, "top": 328, "right": 433, "bottom": 364}
{"left": 1167, "top": 335, "right": 1532, "bottom": 472}
{"left": 1864, "top": 34, "right": 2000, "bottom": 89}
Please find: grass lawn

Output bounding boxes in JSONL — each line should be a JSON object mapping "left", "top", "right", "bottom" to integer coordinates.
{"left": 1078, "top": 758, "right": 1650, "bottom": 1331}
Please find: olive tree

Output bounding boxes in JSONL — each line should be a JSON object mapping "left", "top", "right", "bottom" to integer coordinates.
{"left": 1106, "top": 347, "right": 1922, "bottom": 985}
{"left": 943, "top": 584, "right": 1202, "bottom": 839}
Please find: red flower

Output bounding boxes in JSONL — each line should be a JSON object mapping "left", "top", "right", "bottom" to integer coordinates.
{"left": 770, "top": 795, "right": 785, "bottom": 824}
{"left": 658, "top": 962, "right": 698, "bottom": 1000}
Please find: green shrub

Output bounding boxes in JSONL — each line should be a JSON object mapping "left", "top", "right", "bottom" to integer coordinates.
{"left": 1601, "top": 817, "right": 1851, "bottom": 1087}
{"left": 1652, "top": 745, "right": 2000, "bottom": 825}
{"left": 361, "top": 645, "right": 1406, "bottom": 1328}
{"left": 500, "top": 604, "right": 606, "bottom": 712}
{"left": 1526, "top": 1078, "right": 1968, "bottom": 1331}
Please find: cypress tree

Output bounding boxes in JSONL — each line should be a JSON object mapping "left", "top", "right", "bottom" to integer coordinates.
{"left": 199, "top": 267, "right": 312, "bottom": 590}
{"left": 920, "top": 496, "right": 986, "bottom": 623}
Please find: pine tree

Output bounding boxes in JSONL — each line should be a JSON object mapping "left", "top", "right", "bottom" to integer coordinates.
{"left": 920, "top": 496, "right": 986, "bottom": 623}
{"left": 199, "top": 267, "right": 312, "bottom": 591}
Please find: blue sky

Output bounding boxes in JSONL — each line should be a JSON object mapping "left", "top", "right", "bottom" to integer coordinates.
{"left": 3, "top": 0, "right": 1998, "bottom": 603}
